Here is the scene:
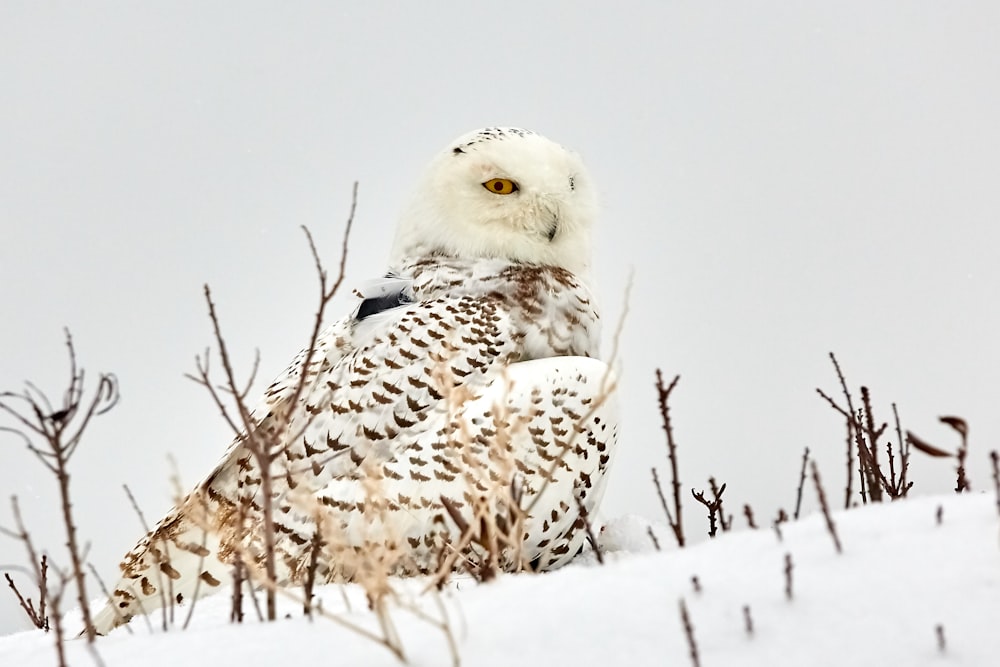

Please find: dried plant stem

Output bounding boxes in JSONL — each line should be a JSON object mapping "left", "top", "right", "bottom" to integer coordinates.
{"left": 0, "top": 330, "right": 119, "bottom": 642}
{"left": 0, "top": 502, "right": 50, "bottom": 632}
{"left": 573, "top": 492, "right": 604, "bottom": 565}
{"left": 4, "top": 570, "right": 48, "bottom": 630}
{"left": 940, "top": 416, "right": 970, "bottom": 492}
{"left": 816, "top": 353, "right": 858, "bottom": 508}
{"left": 708, "top": 477, "right": 731, "bottom": 531}
{"left": 811, "top": 461, "right": 842, "bottom": 554}
{"left": 691, "top": 482, "right": 726, "bottom": 538}
{"left": 793, "top": 447, "right": 810, "bottom": 519}
{"left": 772, "top": 509, "right": 788, "bottom": 542}
{"left": 646, "top": 526, "right": 661, "bottom": 551}
{"left": 859, "top": 387, "right": 886, "bottom": 502}
{"left": 678, "top": 598, "right": 701, "bottom": 667}
{"left": 46, "top": 580, "right": 69, "bottom": 667}
{"left": 86, "top": 563, "right": 133, "bottom": 635}
{"left": 122, "top": 483, "right": 169, "bottom": 631}
{"left": 990, "top": 451, "right": 1000, "bottom": 517}
{"left": 891, "top": 404, "right": 911, "bottom": 497}
{"left": 303, "top": 524, "right": 323, "bottom": 618}
{"left": 655, "top": 370, "right": 685, "bottom": 547}
{"left": 742, "top": 605, "right": 754, "bottom": 638}
{"left": 783, "top": 553, "right": 794, "bottom": 601}
{"left": 186, "top": 186, "right": 357, "bottom": 623}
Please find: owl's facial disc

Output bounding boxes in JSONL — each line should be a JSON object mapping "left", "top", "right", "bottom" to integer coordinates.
{"left": 391, "top": 127, "right": 596, "bottom": 276}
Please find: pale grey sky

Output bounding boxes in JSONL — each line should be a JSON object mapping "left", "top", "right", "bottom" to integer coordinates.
{"left": 2, "top": 2, "right": 998, "bottom": 635}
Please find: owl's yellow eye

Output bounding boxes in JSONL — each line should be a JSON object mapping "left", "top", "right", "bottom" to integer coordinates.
{"left": 482, "top": 178, "right": 518, "bottom": 195}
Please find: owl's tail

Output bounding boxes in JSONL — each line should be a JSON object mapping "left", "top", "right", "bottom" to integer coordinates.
{"left": 90, "top": 496, "right": 231, "bottom": 635}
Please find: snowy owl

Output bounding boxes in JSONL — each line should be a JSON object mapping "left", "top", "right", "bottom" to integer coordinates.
{"left": 92, "top": 127, "right": 619, "bottom": 633}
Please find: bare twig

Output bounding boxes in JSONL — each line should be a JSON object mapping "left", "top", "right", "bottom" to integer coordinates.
{"left": 816, "top": 352, "right": 858, "bottom": 508}
{"left": 646, "top": 526, "right": 661, "bottom": 551}
{"left": 811, "top": 462, "right": 842, "bottom": 554}
{"left": 742, "top": 605, "right": 754, "bottom": 638}
{"left": 935, "top": 624, "right": 946, "bottom": 653}
{"left": 691, "top": 483, "right": 725, "bottom": 538}
{"left": 122, "top": 484, "right": 169, "bottom": 631}
{"left": 708, "top": 477, "right": 731, "bottom": 531}
{"left": 654, "top": 371, "right": 684, "bottom": 547}
{"left": 4, "top": 564, "right": 48, "bottom": 630}
{"left": 573, "top": 492, "right": 603, "bottom": 565}
{"left": 891, "top": 404, "right": 911, "bottom": 497}
{"left": 187, "top": 186, "right": 358, "bottom": 623}
{"left": 743, "top": 504, "right": 758, "bottom": 529}
{"left": 858, "top": 387, "right": 886, "bottom": 502}
{"left": 678, "top": 598, "right": 701, "bottom": 667}
{"left": 651, "top": 468, "right": 673, "bottom": 532}
{"left": 45, "top": 570, "right": 70, "bottom": 667}
{"left": 783, "top": 553, "right": 794, "bottom": 601}
{"left": 0, "top": 331, "right": 118, "bottom": 642}
{"left": 86, "top": 563, "right": 133, "bottom": 635}
{"left": 940, "top": 416, "right": 970, "bottom": 492}
{"left": 303, "top": 523, "right": 323, "bottom": 619}
{"left": 772, "top": 509, "right": 788, "bottom": 542}
{"left": 907, "top": 417, "right": 971, "bottom": 494}
{"left": 793, "top": 447, "right": 810, "bottom": 519}
{"left": 990, "top": 451, "right": 1000, "bottom": 517}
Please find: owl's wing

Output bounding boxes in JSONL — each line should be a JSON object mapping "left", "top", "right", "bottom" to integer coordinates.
{"left": 93, "top": 277, "right": 616, "bottom": 633}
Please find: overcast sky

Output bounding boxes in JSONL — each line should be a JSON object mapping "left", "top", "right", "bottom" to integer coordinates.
{"left": 2, "top": 2, "right": 998, "bottom": 636}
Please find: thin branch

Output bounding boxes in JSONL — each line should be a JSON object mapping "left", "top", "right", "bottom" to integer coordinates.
{"left": 0, "top": 330, "right": 117, "bottom": 642}
{"left": 783, "top": 553, "right": 794, "bottom": 600}
{"left": 810, "top": 461, "right": 842, "bottom": 554}
{"left": 793, "top": 446, "right": 810, "bottom": 519}
{"left": 654, "top": 370, "right": 684, "bottom": 547}
{"left": 573, "top": 492, "right": 603, "bottom": 565}
{"left": 678, "top": 598, "right": 701, "bottom": 667}
{"left": 990, "top": 451, "right": 1000, "bottom": 518}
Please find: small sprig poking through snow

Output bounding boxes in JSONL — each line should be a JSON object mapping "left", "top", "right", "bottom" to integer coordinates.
{"left": 742, "top": 605, "right": 754, "bottom": 638}
{"left": 941, "top": 416, "right": 970, "bottom": 493}
{"left": 811, "top": 462, "right": 843, "bottom": 554}
{"left": 646, "top": 527, "right": 661, "bottom": 551}
{"left": 572, "top": 492, "right": 604, "bottom": 565}
{"left": 907, "top": 416, "right": 973, "bottom": 494}
{"left": 690, "top": 575, "right": 701, "bottom": 594}
{"left": 990, "top": 451, "right": 1000, "bottom": 517}
{"left": 742, "top": 504, "right": 758, "bottom": 529}
{"left": 817, "top": 353, "right": 913, "bottom": 507}
{"left": 783, "top": 553, "right": 794, "bottom": 601}
{"left": 2, "top": 523, "right": 49, "bottom": 631}
{"left": 935, "top": 624, "right": 947, "bottom": 653}
{"left": 691, "top": 481, "right": 727, "bottom": 538}
{"left": 678, "top": 597, "right": 701, "bottom": 667}
{"left": 772, "top": 509, "right": 789, "bottom": 542}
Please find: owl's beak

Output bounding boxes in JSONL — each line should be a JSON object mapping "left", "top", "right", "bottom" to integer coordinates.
{"left": 538, "top": 196, "right": 560, "bottom": 242}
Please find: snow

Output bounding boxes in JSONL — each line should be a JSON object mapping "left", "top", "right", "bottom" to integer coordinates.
{"left": 2, "top": 493, "right": 998, "bottom": 666}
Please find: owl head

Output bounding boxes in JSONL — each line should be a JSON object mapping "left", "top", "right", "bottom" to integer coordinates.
{"left": 390, "top": 127, "right": 597, "bottom": 276}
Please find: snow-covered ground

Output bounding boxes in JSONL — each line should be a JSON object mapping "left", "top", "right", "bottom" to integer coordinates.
{"left": 2, "top": 493, "right": 997, "bottom": 666}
